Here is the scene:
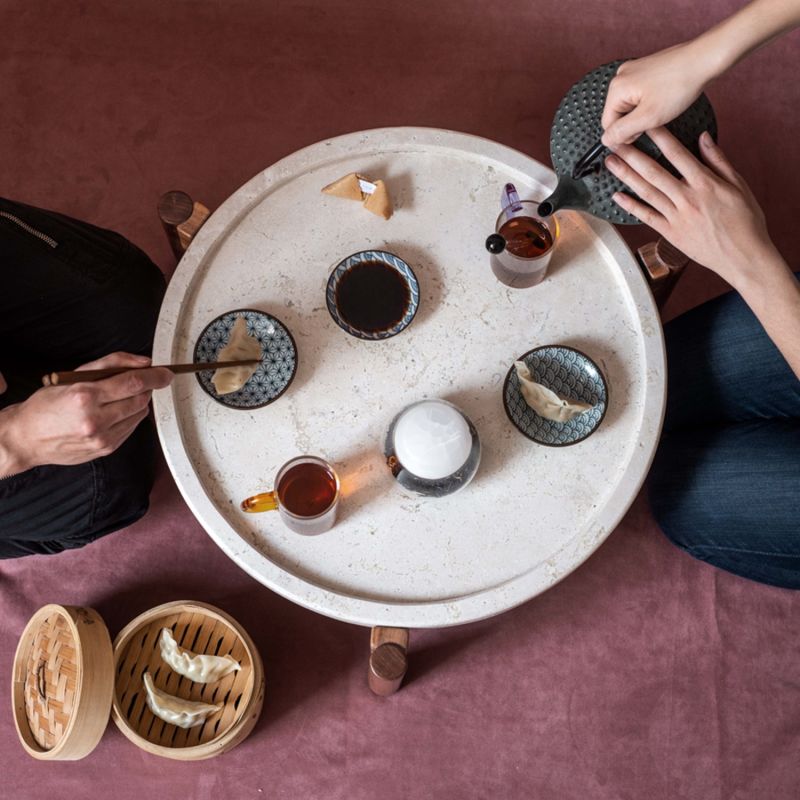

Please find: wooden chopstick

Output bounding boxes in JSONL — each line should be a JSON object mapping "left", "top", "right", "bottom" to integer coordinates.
{"left": 42, "top": 359, "right": 261, "bottom": 387}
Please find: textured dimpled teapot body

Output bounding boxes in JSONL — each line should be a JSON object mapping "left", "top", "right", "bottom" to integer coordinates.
{"left": 545, "top": 59, "right": 718, "bottom": 224}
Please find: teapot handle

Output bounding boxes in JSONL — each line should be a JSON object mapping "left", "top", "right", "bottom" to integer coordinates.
{"left": 637, "top": 237, "right": 689, "bottom": 309}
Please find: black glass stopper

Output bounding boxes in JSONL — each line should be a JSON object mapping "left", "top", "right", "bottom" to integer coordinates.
{"left": 485, "top": 234, "right": 506, "bottom": 254}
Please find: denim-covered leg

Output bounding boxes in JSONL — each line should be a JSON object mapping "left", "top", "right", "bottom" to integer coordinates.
{"left": 662, "top": 283, "right": 800, "bottom": 432}
{"left": 649, "top": 418, "right": 800, "bottom": 589}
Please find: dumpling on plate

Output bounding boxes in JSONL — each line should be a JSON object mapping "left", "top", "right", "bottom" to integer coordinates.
{"left": 514, "top": 360, "right": 593, "bottom": 422}
{"left": 212, "top": 316, "right": 262, "bottom": 395}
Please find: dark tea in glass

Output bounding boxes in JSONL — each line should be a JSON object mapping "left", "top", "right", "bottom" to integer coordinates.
{"left": 490, "top": 201, "right": 558, "bottom": 289}
{"left": 277, "top": 461, "right": 338, "bottom": 517}
{"left": 499, "top": 216, "right": 554, "bottom": 258}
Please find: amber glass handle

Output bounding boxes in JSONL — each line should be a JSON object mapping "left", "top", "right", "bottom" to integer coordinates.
{"left": 241, "top": 491, "right": 278, "bottom": 513}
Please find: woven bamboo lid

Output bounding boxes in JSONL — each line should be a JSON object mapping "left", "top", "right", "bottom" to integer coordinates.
{"left": 12, "top": 605, "right": 115, "bottom": 761}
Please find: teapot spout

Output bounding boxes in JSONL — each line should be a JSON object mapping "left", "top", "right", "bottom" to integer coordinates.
{"left": 537, "top": 175, "right": 592, "bottom": 217}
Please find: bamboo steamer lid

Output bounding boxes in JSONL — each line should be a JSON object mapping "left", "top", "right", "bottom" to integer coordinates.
{"left": 12, "top": 600, "right": 264, "bottom": 762}
{"left": 12, "top": 605, "right": 114, "bottom": 760}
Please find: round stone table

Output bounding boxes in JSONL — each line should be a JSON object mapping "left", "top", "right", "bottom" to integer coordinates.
{"left": 153, "top": 128, "right": 665, "bottom": 636}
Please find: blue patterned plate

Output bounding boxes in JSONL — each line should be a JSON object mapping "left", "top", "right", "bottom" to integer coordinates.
{"left": 503, "top": 345, "right": 608, "bottom": 446}
{"left": 194, "top": 309, "right": 297, "bottom": 410}
{"left": 326, "top": 250, "right": 420, "bottom": 340}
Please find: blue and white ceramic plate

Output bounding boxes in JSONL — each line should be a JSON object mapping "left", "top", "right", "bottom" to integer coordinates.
{"left": 194, "top": 309, "right": 297, "bottom": 410}
{"left": 326, "top": 249, "right": 420, "bottom": 340}
{"left": 503, "top": 345, "right": 608, "bottom": 446}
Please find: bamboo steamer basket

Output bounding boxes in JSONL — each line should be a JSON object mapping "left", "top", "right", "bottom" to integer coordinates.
{"left": 112, "top": 600, "right": 264, "bottom": 759}
{"left": 12, "top": 600, "right": 264, "bottom": 761}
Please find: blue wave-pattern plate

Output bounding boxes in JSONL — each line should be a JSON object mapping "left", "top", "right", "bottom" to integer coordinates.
{"left": 194, "top": 309, "right": 297, "bottom": 410}
{"left": 503, "top": 345, "right": 608, "bottom": 446}
{"left": 326, "top": 250, "right": 420, "bottom": 340}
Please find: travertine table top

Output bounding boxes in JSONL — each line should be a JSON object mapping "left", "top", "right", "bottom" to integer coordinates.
{"left": 153, "top": 128, "right": 666, "bottom": 628}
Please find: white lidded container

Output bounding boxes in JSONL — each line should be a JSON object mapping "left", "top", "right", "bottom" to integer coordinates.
{"left": 384, "top": 399, "right": 481, "bottom": 497}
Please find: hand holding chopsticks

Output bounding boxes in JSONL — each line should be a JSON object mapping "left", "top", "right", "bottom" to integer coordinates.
{"left": 4, "top": 353, "right": 180, "bottom": 473}
{"left": 42, "top": 358, "right": 260, "bottom": 386}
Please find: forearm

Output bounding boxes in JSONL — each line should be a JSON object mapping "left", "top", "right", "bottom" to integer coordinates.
{"left": 0, "top": 405, "right": 30, "bottom": 478}
{"left": 732, "top": 249, "right": 800, "bottom": 379}
{"left": 695, "top": 0, "right": 800, "bottom": 79}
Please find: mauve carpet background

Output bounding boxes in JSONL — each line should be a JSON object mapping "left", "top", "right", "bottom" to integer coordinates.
{"left": 1, "top": 2, "right": 799, "bottom": 798}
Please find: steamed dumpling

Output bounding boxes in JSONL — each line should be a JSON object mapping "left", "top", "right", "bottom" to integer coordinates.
{"left": 514, "top": 361, "right": 593, "bottom": 422}
{"left": 159, "top": 627, "right": 241, "bottom": 684}
{"left": 212, "top": 316, "right": 262, "bottom": 395}
{"left": 142, "top": 672, "right": 222, "bottom": 729}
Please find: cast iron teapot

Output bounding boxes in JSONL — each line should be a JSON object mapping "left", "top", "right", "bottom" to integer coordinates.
{"left": 538, "top": 60, "right": 718, "bottom": 224}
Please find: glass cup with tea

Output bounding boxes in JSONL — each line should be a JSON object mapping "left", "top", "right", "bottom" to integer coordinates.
{"left": 240, "top": 455, "right": 340, "bottom": 535}
{"left": 485, "top": 184, "right": 559, "bottom": 289}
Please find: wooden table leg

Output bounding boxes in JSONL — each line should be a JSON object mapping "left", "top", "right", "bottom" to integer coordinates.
{"left": 637, "top": 237, "right": 690, "bottom": 309}
{"left": 157, "top": 190, "right": 210, "bottom": 260}
{"left": 368, "top": 627, "right": 409, "bottom": 696}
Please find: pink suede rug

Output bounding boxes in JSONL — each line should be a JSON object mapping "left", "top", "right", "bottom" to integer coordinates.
{"left": 2, "top": 2, "right": 799, "bottom": 798}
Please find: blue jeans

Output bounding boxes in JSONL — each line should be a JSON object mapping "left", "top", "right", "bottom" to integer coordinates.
{"left": 648, "top": 281, "right": 800, "bottom": 589}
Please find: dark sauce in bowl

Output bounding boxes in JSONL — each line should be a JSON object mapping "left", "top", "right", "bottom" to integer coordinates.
{"left": 335, "top": 260, "right": 412, "bottom": 333}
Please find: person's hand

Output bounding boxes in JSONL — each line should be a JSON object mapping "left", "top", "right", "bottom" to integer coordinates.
{"left": 0, "top": 371, "right": 6, "bottom": 395}
{"left": 601, "top": 43, "right": 715, "bottom": 149}
{"left": 604, "top": 127, "right": 776, "bottom": 289}
{"left": 3, "top": 352, "right": 173, "bottom": 471}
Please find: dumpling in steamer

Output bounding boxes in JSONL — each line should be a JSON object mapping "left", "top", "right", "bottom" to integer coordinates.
{"left": 212, "top": 316, "right": 262, "bottom": 395}
{"left": 142, "top": 672, "right": 221, "bottom": 729}
{"left": 159, "top": 627, "right": 241, "bottom": 684}
{"left": 514, "top": 361, "right": 593, "bottom": 422}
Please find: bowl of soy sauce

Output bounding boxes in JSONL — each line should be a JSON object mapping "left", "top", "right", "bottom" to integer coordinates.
{"left": 326, "top": 250, "right": 420, "bottom": 340}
